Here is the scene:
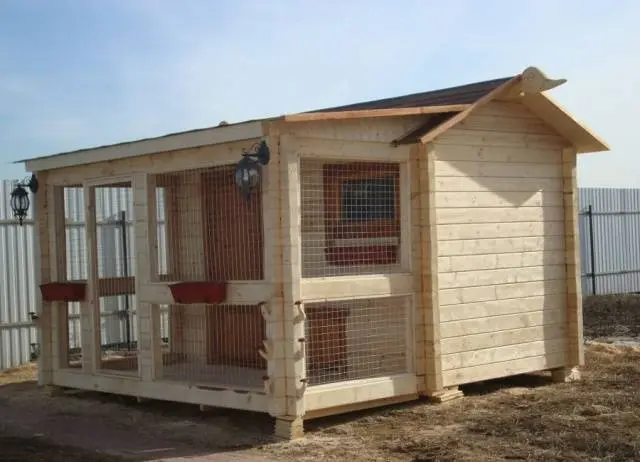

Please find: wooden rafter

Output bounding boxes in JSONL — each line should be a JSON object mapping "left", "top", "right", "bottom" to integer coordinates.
{"left": 283, "top": 104, "right": 472, "bottom": 122}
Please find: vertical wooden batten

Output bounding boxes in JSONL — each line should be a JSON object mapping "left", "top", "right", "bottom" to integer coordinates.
{"left": 410, "top": 146, "right": 425, "bottom": 391}
{"left": 133, "top": 173, "right": 162, "bottom": 381}
{"left": 559, "top": 146, "right": 584, "bottom": 379}
{"left": 262, "top": 123, "right": 287, "bottom": 418}
{"left": 83, "top": 183, "right": 100, "bottom": 374}
{"left": 276, "top": 133, "right": 305, "bottom": 439}
{"left": 34, "top": 172, "right": 52, "bottom": 386}
{"left": 418, "top": 143, "right": 447, "bottom": 397}
{"left": 48, "top": 185, "right": 68, "bottom": 371}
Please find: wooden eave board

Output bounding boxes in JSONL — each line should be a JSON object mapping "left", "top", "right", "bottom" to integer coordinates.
{"left": 19, "top": 120, "right": 266, "bottom": 172}
{"left": 520, "top": 93, "right": 609, "bottom": 153}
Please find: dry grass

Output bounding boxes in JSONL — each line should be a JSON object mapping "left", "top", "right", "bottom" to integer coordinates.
{"left": 583, "top": 294, "right": 640, "bottom": 339}
{"left": 1, "top": 295, "right": 639, "bottom": 461}
{"left": 2, "top": 344, "right": 638, "bottom": 462}
{"left": 263, "top": 343, "right": 640, "bottom": 462}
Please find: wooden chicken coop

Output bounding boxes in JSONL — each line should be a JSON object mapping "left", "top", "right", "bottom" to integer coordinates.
{"left": 12, "top": 66, "right": 608, "bottom": 439}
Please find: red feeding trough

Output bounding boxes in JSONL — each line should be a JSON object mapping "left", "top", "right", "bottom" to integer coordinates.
{"left": 169, "top": 281, "right": 227, "bottom": 304}
{"left": 40, "top": 282, "right": 87, "bottom": 302}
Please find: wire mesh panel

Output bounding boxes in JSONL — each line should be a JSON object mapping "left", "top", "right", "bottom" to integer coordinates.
{"left": 160, "top": 304, "right": 266, "bottom": 389}
{"left": 304, "top": 295, "right": 411, "bottom": 386}
{"left": 300, "top": 159, "right": 403, "bottom": 277}
{"left": 90, "top": 183, "right": 139, "bottom": 374}
{"left": 152, "top": 164, "right": 263, "bottom": 282}
{"left": 62, "top": 186, "right": 86, "bottom": 368}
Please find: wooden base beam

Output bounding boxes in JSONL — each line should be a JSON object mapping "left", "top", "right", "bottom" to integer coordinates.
{"left": 425, "top": 387, "right": 464, "bottom": 403}
{"left": 304, "top": 393, "right": 418, "bottom": 420}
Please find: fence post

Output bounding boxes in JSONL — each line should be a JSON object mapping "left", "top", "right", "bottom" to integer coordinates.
{"left": 587, "top": 205, "right": 597, "bottom": 295}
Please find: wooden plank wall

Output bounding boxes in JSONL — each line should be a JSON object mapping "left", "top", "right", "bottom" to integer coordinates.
{"left": 433, "top": 102, "right": 570, "bottom": 387}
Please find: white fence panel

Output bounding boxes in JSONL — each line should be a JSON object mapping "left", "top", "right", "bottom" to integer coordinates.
{"left": 0, "top": 179, "right": 169, "bottom": 371}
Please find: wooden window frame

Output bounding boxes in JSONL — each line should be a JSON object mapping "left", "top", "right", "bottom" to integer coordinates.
{"left": 322, "top": 162, "right": 400, "bottom": 266}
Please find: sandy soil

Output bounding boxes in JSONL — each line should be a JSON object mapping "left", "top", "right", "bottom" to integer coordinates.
{"left": 1, "top": 294, "right": 639, "bottom": 461}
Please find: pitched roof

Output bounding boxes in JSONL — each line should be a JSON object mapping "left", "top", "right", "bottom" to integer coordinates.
{"left": 308, "top": 77, "right": 514, "bottom": 112}
{"left": 16, "top": 67, "right": 608, "bottom": 172}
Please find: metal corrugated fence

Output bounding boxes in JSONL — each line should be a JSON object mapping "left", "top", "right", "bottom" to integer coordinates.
{"left": 579, "top": 188, "right": 640, "bottom": 296}
{"left": 2, "top": 181, "right": 639, "bottom": 370}
{"left": 0, "top": 179, "right": 37, "bottom": 371}
{"left": 0, "top": 180, "right": 170, "bottom": 371}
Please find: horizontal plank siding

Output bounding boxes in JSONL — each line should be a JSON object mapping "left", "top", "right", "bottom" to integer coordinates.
{"left": 435, "top": 176, "right": 563, "bottom": 193}
{"left": 441, "top": 324, "right": 566, "bottom": 355}
{"left": 434, "top": 101, "right": 568, "bottom": 387}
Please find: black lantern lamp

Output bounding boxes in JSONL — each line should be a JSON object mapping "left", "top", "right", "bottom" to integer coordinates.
{"left": 10, "top": 174, "right": 39, "bottom": 226}
{"left": 235, "top": 140, "right": 270, "bottom": 199}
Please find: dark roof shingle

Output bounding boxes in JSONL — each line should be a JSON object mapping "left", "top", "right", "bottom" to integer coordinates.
{"left": 308, "top": 76, "right": 514, "bottom": 113}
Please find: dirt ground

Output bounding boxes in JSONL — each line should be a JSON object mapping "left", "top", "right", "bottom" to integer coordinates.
{"left": 1, "top": 294, "right": 639, "bottom": 462}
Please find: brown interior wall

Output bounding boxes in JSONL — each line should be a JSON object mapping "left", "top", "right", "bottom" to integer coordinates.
{"left": 162, "top": 165, "right": 265, "bottom": 368}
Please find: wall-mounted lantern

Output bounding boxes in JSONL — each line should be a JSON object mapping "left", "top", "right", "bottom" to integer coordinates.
{"left": 235, "top": 140, "right": 270, "bottom": 200}
{"left": 10, "top": 174, "right": 39, "bottom": 226}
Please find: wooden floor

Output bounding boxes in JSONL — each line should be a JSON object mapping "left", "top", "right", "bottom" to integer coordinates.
{"left": 161, "top": 363, "right": 265, "bottom": 390}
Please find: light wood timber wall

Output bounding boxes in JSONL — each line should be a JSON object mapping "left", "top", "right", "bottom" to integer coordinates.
{"left": 433, "top": 101, "right": 572, "bottom": 387}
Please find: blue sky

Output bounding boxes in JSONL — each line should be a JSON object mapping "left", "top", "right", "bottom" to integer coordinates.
{"left": 1, "top": 0, "right": 638, "bottom": 186}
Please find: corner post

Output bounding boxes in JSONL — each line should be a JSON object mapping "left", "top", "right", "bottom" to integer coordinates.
{"left": 262, "top": 123, "right": 287, "bottom": 418}
{"left": 47, "top": 185, "right": 68, "bottom": 372}
{"left": 418, "top": 143, "right": 461, "bottom": 401}
{"left": 275, "top": 133, "right": 305, "bottom": 439}
{"left": 555, "top": 146, "right": 583, "bottom": 381}
{"left": 34, "top": 172, "right": 53, "bottom": 386}
{"left": 410, "top": 145, "right": 426, "bottom": 392}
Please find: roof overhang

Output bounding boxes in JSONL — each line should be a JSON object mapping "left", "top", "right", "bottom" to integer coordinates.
{"left": 18, "top": 119, "right": 267, "bottom": 173}
{"left": 393, "top": 66, "right": 609, "bottom": 153}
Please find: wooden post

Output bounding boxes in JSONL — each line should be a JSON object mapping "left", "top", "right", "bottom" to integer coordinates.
{"left": 275, "top": 134, "right": 305, "bottom": 439}
{"left": 553, "top": 146, "right": 583, "bottom": 382}
{"left": 134, "top": 173, "right": 162, "bottom": 381}
{"left": 34, "top": 172, "right": 53, "bottom": 386}
{"left": 262, "top": 125, "right": 287, "bottom": 418}
{"left": 48, "top": 186, "right": 68, "bottom": 371}
{"left": 410, "top": 146, "right": 426, "bottom": 392}
{"left": 83, "top": 183, "right": 100, "bottom": 374}
{"left": 419, "top": 143, "right": 462, "bottom": 402}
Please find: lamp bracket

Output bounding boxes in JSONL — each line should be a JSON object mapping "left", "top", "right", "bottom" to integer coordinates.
{"left": 241, "top": 140, "right": 270, "bottom": 166}
{"left": 15, "top": 174, "right": 39, "bottom": 194}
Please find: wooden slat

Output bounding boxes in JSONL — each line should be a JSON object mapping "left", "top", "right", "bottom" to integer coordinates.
{"left": 434, "top": 176, "right": 563, "bottom": 193}
{"left": 439, "top": 250, "right": 565, "bottom": 273}
{"left": 440, "top": 309, "right": 566, "bottom": 338}
{"left": 434, "top": 160, "right": 562, "bottom": 179}
{"left": 442, "top": 338, "right": 565, "bottom": 371}
{"left": 442, "top": 352, "right": 565, "bottom": 387}
{"left": 439, "top": 294, "right": 565, "bottom": 323}
{"left": 439, "top": 265, "right": 566, "bottom": 290}
{"left": 437, "top": 221, "right": 564, "bottom": 240}
{"left": 438, "top": 235, "right": 565, "bottom": 257}
{"left": 434, "top": 144, "right": 562, "bottom": 164}
{"left": 436, "top": 206, "right": 564, "bottom": 224}
{"left": 439, "top": 279, "right": 566, "bottom": 306}
{"left": 441, "top": 323, "right": 566, "bottom": 355}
